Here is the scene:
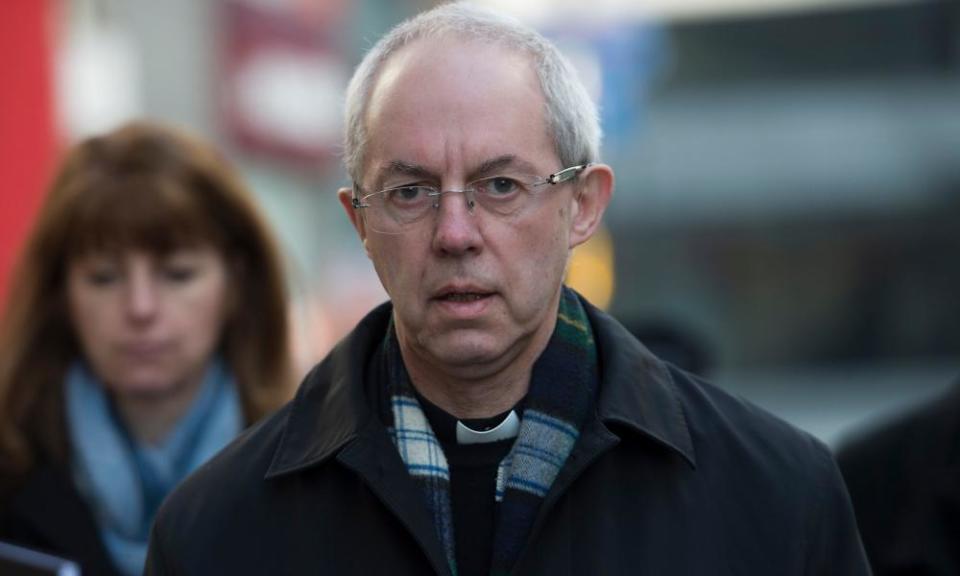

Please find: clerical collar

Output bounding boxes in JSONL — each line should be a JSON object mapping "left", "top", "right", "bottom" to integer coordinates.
{"left": 456, "top": 410, "right": 520, "bottom": 445}
{"left": 416, "top": 392, "right": 523, "bottom": 446}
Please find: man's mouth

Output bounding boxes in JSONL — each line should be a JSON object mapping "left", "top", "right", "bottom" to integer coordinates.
{"left": 437, "top": 291, "right": 491, "bottom": 302}
{"left": 431, "top": 287, "right": 495, "bottom": 318}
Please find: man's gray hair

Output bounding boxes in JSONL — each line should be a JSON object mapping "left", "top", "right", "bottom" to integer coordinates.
{"left": 343, "top": 1, "right": 602, "bottom": 185}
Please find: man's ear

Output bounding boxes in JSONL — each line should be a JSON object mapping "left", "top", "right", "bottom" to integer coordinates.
{"left": 338, "top": 187, "right": 373, "bottom": 258}
{"left": 569, "top": 163, "right": 614, "bottom": 249}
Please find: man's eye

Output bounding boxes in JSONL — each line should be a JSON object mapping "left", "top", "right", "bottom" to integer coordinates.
{"left": 386, "top": 186, "right": 427, "bottom": 203}
{"left": 480, "top": 177, "right": 520, "bottom": 196}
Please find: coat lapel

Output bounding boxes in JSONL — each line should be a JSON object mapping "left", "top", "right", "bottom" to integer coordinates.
{"left": 509, "top": 297, "right": 697, "bottom": 573}
{"left": 265, "top": 302, "right": 451, "bottom": 575}
{"left": 336, "top": 421, "right": 454, "bottom": 576}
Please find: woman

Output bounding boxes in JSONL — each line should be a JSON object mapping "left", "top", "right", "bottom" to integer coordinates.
{"left": 0, "top": 121, "right": 293, "bottom": 575}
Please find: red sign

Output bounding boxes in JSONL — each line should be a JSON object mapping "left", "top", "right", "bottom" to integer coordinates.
{"left": 219, "top": 0, "right": 349, "bottom": 168}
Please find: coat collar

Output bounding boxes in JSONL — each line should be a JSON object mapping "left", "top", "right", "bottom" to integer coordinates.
{"left": 265, "top": 295, "right": 696, "bottom": 478}
{"left": 264, "top": 302, "right": 392, "bottom": 478}
{"left": 582, "top": 297, "right": 696, "bottom": 467}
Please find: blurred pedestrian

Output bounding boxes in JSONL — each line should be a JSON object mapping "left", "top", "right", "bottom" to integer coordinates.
{"left": 838, "top": 377, "right": 960, "bottom": 575}
{"left": 0, "top": 120, "right": 293, "bottom": 576}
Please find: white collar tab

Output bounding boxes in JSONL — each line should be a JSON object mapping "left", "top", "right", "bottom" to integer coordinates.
{"left": 455, "top": 410, "right": 520, "bottom": 445}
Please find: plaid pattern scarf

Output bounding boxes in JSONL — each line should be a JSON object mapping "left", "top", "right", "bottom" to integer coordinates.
{"left": 381, "top": 287, "right": 598, "bottom": 575}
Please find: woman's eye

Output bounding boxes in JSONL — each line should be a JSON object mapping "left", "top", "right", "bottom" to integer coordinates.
{"left": 86, "top": 268, "right": 120, "bottom": 286}
{"left": 162, "top": 265, "right": 197, "bottom": 283}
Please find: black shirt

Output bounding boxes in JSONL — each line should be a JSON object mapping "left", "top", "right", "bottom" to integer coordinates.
{"left": 418, "top": 395, "right": 518, "bottom": 576}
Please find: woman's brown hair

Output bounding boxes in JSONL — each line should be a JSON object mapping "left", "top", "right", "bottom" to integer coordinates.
{"left": 0, "top": 120, "right": 293, "bottom": 480}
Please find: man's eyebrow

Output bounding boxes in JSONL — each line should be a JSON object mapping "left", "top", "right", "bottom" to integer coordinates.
{"left": 372, "top": 155, "right": 541, "bottom": 188}
{"left": 373, "top": 161, "right": 437, "bottom": 189}
{"left": 467, "top": 155, "right": 538, "bottom": 180}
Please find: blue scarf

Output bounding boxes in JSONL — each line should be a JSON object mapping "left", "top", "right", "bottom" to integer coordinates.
{"left": 382, "top": 287, "right": 598, "bottom": 575}
{"left": 65, "top": 359, "right": 242, "bottom": 576}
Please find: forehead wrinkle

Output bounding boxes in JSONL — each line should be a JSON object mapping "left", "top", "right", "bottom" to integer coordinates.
{"left": 372, "top": 154, "right": 547, "bottom": 191}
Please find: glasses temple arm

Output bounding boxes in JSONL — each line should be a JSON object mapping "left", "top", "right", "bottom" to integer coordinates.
{"left": 546, "top": 163, "right": 591, "bottom": 185}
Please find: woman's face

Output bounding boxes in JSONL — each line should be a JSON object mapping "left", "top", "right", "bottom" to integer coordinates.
{"left": 67, "top": 246, "right": 231, "bottom": 398}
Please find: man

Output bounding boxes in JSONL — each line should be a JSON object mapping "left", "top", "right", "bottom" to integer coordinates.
{"left": 147, "top": 3, "right": 870, "bottom": 574}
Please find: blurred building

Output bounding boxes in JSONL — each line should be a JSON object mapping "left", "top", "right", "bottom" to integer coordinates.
{"left": 3, "top": 0, "right": 958, "bottom": 444}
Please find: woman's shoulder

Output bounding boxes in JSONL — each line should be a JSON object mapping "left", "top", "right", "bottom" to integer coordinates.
{"left": 0, "top": 464, "right": 118, "bottom": 575}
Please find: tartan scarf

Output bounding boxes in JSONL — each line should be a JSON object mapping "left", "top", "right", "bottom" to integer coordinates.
{"left": 381, "top": 287, "right": 598, "bottom": 575}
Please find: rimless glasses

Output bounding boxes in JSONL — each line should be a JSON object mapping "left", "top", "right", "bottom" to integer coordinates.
{"left": 351, "top": 164, "right": 590, "bottom": 234}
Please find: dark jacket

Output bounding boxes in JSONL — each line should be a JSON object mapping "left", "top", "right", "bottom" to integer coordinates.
{"left": 837, "top": 380, "right": 960, "bottom": 576}
{"left": 147, "top": 299, "right": 869, "bottom": 575}
{"left": 0, "top": 465, "right": 122, "bottom": 576}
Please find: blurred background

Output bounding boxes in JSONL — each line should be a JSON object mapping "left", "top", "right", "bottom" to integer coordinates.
{"left": 3, "top": 0, "right": 958, "bottom": 446}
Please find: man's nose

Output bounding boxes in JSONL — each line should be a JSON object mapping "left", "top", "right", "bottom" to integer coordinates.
{"left": 431, "top": 190, "right": 482, "bottom": 256}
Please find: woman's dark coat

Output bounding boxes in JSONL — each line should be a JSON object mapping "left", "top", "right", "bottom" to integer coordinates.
{"left": 1, "top": 465, "right": 122, "bottom": 576}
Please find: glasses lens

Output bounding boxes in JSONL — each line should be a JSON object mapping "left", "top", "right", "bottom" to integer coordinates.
{"left": 365, "top": 186, "right": 434, "bottom": 233}
{"left": 471, "top": 176, "right": 530, "bottom": 217}
{"left": 360, "top": 173, "right": 550, "bottom": 233}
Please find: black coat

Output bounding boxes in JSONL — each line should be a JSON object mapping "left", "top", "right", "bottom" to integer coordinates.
{"left": 147, "top": 299, "right": 869, "bottom": 575}
{"left": 837, "top": 380, "right": 960, "bottom": 576}
{"left": 0, "top": 465, "right": 122, "bottom": 576}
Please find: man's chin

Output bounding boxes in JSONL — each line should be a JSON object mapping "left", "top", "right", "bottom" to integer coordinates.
{"left": 421, "top": 332, "right": 512, "bottom": 371}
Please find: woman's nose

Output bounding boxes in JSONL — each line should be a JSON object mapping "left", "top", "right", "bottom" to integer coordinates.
{"left": 124, "top": 270, "right": 159, "bottom": 320}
